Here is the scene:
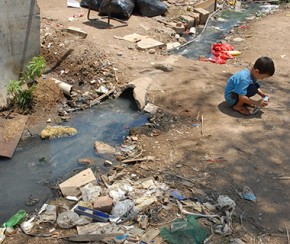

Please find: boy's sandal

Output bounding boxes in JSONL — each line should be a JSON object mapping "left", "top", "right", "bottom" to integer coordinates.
{"left": 232, "top": 107, "right": 251, "bottom": 116}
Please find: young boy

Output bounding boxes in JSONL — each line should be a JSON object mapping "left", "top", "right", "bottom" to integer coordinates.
{"left": 224, "top": 56, "right": 275, "bottom": 115}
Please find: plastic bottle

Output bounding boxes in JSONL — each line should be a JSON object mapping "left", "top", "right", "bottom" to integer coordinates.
{"left": 2, "top": 210, "right": 26, "bottom": 228}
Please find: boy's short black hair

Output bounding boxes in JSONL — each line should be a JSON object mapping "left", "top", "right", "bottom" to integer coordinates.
{"left": 254, "top": 56, "right": 275, "bottom": 76}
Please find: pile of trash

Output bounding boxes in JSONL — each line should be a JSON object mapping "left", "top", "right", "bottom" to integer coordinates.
{"left": 0, "top": 157, "right": 242, "bottom": 243}
{"left": 79, "top": 0, "right": 167, "bottom": 19}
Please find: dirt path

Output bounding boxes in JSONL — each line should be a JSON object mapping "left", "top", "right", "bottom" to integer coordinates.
{"left": 3, "top": 1, "right": 290, "bottom": 243}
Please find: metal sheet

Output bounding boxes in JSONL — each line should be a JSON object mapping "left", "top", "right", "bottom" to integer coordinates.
{"left": 0, "top": 113, "right": 28, "bottom": 158}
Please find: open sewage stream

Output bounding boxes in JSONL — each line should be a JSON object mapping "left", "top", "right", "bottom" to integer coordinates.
{"left": 0, "top": 93, "right": 147, "bottom": 223}
{"left": 0, "top": 3, "right": 279, "bottom": 224}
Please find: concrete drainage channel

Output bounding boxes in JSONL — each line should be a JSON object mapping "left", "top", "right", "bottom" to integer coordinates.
{"left": 0, "top": 95, "right": 147, "bottom": 223}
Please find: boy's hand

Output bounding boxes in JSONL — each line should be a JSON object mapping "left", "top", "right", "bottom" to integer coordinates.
{"left": 258, "top": 99, "right": 269, "bottom": 107}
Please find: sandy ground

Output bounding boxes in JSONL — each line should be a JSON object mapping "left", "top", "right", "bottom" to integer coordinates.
{"left": 2, "top": 0, "right": 290, "bottom": 243}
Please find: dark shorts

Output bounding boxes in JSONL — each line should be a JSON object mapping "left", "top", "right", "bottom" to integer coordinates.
{"left": 231, "top": 82, "right": 260, "bottom": 106}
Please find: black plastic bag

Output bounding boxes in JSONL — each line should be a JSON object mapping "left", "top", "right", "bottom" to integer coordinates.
{"left": 135, "top": 0, "right": 167, "bottom": 17}
{"left": 99, "top": 0, "right": 135, "bottom": 20}
{"left": 80, "top": 0, "right": 103, "bottom": 11}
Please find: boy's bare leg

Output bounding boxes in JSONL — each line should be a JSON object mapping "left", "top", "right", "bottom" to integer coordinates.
{"left": 232, "top": 100, "right": 251, "bottom": 115}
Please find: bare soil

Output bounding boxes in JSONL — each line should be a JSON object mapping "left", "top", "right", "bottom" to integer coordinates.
{"left": 3, "top": 1, "right": 290, "bottom": 243}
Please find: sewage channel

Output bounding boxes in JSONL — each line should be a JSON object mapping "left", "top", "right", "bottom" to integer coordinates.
{"left": 0, "top": 93, "right": 147, "bottom": 223}
{"left": 174, "top": 3, "right": 278, "bottom": 59}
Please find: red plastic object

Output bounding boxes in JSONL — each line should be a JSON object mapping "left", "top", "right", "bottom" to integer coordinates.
{"left": 201, "top": 43, "right": 234, "bottom": 64}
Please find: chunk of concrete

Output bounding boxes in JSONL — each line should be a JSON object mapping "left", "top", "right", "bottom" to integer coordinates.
{"left": 128, "top": 77, "right": 153, "bottom": 110}
{"left": 170, "top": 22, "right": 185, "bottom": 35}
{"left": 193, "top": 8, "right": 210, "bottom": 25}
{"left": 166, "top": 42, "right": 181, "bottom": 50}
{"left": 59, "top": 168, "right": 96, "bottom": 197}
{"left": 93, "top": 196, "right": 113, "bottom": 213}
{"left": 62, "top": 26, "right": 88, "bottom": 38}
{"left": 137, "top": 38, "right": 165, "bottom": 50}
{"left": 181, "top": 15, "right": 195, "bottom": 28}
{"left": 122, "top": 33, "right": 147, "bottom": 42}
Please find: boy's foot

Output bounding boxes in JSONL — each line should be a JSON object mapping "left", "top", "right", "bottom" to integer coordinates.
{"left": 232, "top": 106, "right": 251, "bottom": 115}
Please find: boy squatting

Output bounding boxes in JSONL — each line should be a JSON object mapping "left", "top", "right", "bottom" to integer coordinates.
{"left": 224, "top": 56, "right": 275, "bottom": 115}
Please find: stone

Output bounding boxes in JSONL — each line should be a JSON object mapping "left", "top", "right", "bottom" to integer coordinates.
{"left": 59, "top": 168, "right": 96, "bottom": 196}
{"left": 148, "top": 49, "right": 156, "bottom": 54}
{"left": 144, "top": 103, "right": 159, "bottom": 114}
{"left": 181, "top": 15, "right": 195, "bottom": 28}
{"left": 128, "top": 77, "right": 153, "bottom": 110}
{"left": 188, "top": 12, "right": 200, "bottom": 26}
{"left": 233, "top": 37, "right": 245, "bottom": 42}
{"left": 166, "top": 42, "right": 181, "bottom": 50}
{"left": 193, "top": 8, "right": 210, "bottom": 25}
{"left": 62, "top": 26, "right": 88, "bottom": 38}
{"left": 122, "top": 33, "right": 147, "bottom": 42}
{"left": 137, "top": 38, "right": 165, "bottom": 50}
{"left": 95, "top": 141, "right": 116, "bottom": 154}
{"left": 93, "top": 196, "right": 113, "bottom": 213}
{"left": 171, "top": 22, "right": 185, "bottom": 35}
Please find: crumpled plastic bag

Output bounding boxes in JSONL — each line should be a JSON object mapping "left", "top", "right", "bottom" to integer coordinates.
{"left": 99, "top": 0, "right": 135, "bottom": 20}
{"left": 80, "top": 0, "right": 103, "bottom": 11}
{"left": 135, "top": 0, "right": 167, "bottom": 17}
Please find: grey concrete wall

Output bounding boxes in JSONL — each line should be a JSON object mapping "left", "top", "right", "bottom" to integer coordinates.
{"left": 0, "top": 0, "right": 40, "bottom": 107}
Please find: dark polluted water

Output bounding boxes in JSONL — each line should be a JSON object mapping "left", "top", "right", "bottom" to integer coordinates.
{"left": 0, "top": 94, "right": 148, "bottom": 223}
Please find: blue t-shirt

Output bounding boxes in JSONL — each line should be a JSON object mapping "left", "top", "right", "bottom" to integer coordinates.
{"left": 224, "top": 68, "right": 256, "bottom": 106}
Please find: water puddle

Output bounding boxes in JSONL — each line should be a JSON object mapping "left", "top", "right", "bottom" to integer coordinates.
{"left": 0, "top": 94, "right": 147, "bottom": 223}
{"left": 174, "top": 4, "right": 278, "bottom": 59}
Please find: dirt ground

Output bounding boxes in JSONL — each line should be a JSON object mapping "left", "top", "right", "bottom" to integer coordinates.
{"left": 2, "top": 0, "right": 290, "bottom": 243}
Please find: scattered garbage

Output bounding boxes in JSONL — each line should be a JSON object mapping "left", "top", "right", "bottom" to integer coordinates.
{"left": 40, "top": 125, "right": 77, "bottom": 139}
{"left": 169, "top": 189, "right": 185, "bottom": 200}
{"left": 0, "top": 228, "right": 6, "bottom": 243}
{"left": 241, "top": 186, "right": 256, "bottom": 201}
{"left": 67, "top": 0, "right": 81, "bottom": 8}
{"left": 2, "top": 210, "right": 26, "bottom": 228}
{"left": 74, "top": 206, "right": 110, "bottom": 222}
{"left": 160, "top": 215, "right": 210, "bottom": 244}
{"left": 135, "top": 0, "right": 167, "bottom": 17}
{"left": 57, "top": 211, "right": 91, "bottom": 229}
{"left": 99, "top": 0, "right": 135, "bottom": 20}
{"left": 111, "top": 199, "right": 134, "bottom": 218}
{"left": 59, "top": 168, "right": 97, "bottom": 196}
{"left": 38, "top": 204, "right": 57, "bottom": 223}
{"left": 201, "top": 43, "right": 239, "bottom": 64}
{"left": 20, "top": 217, "right": 36, "bottom": 234}
{"left": 80, "top": 0, "right": 102, "bottom": 11}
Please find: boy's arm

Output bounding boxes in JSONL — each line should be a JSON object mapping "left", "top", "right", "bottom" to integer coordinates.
{"left": 257, "top": 88, "right": 268, "bottom": 98}
{"left": 238, "top": 95, "right": 259, "bottom": 107}
{"left": 238, "top": 95, "right": 268, "bottom": 107}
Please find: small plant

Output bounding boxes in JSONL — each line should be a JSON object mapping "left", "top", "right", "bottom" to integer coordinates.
{"left": 7, "top": 80, "right": 23, "bottom": 97}
{"left": 7, "top": 56, "right": 46, "bottom": 111}
{"left": 15, "top": 86, "right": 35, "bottom": 110}
{"left": 26, "top": 56, "right": 46, "bottom": 81}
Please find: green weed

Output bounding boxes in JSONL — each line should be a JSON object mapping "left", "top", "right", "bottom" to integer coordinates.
{"left": 26, "top": 56, "right": 46, "bottom": 81}
{"left": 7, "top": 56, "right": 46, "bottom": 111}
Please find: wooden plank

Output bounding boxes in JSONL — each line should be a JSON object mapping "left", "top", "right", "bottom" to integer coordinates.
{"left": 0, "top": 113, "right": 28, "bottom": 158}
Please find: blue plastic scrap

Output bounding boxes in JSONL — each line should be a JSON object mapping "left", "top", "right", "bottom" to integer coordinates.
{"left": 74, "top": 206, "right": 110, "bottom": 222}
{"left": 242, "top": 186, "right": 256, "bottom": 201}
{"left": 169, "top": 189, "right": 185, "bottom": 200}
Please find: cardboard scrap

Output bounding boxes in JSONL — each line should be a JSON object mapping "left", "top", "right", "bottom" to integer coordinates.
{"left": 59, "top": 168, "right": 96, "bottom": 196}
